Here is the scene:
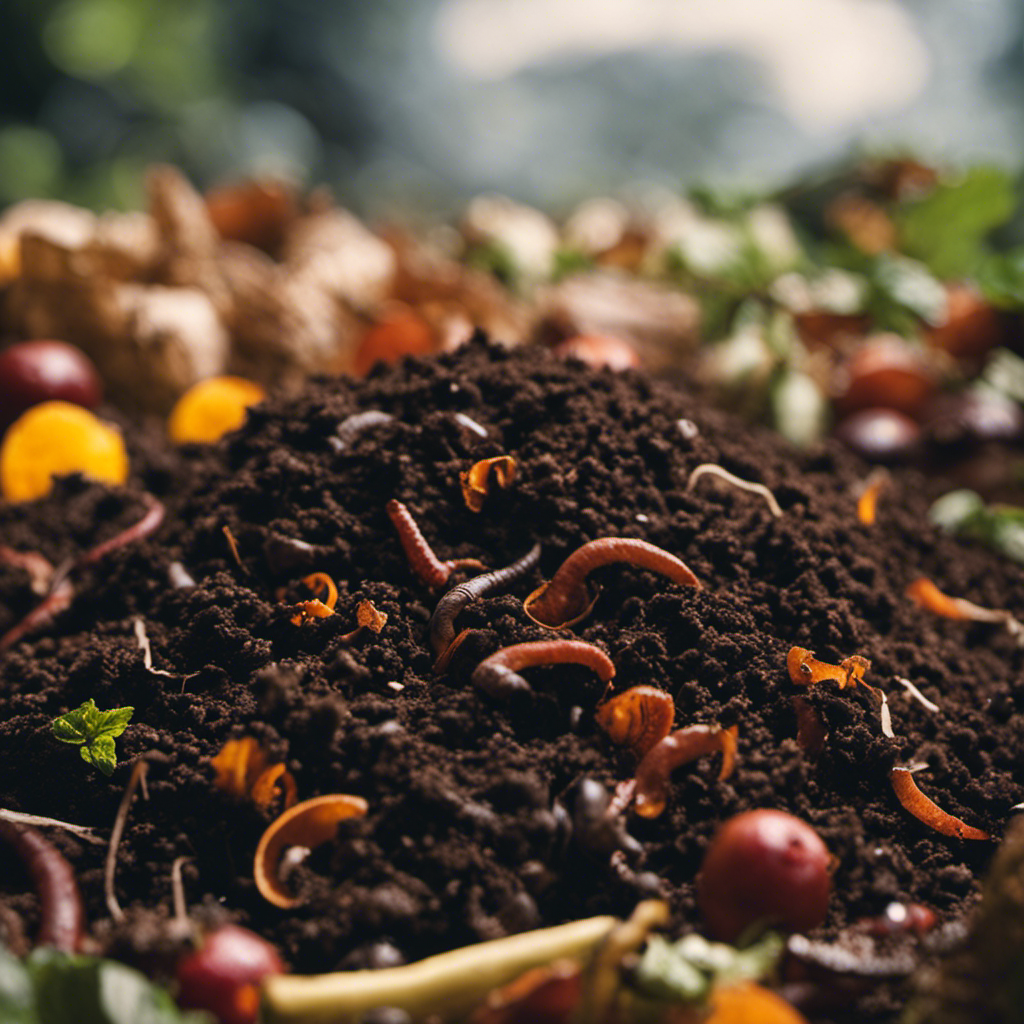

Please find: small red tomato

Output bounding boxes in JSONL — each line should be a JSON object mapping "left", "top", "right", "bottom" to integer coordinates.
{"left": 0, "top": 340, "right": 103, "bottom": 428}
{"left": 833, "top": 335, "right": 936, "bottom": 419}
{"left": 553, "top": 334, "right": 641, "bottom": 372}
{"left": 175, "top": 924, "right": 285, "bottom": 1024}
{"left": 697, "top": 809, "right": 832, "bottom": 941}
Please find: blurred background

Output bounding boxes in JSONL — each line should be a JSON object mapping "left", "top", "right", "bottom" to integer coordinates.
{"left": 2, "top": 0, "right": 1023, "bottom": 215}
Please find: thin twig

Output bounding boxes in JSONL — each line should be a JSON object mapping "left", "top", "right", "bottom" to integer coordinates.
{"left": 133, "top": 617, "right": 177, "bottom": 677}
{"left": 171, "top": 855, "right": 191, "bottom": 925}
{"left": 686, "top": 463, "right": 783, "bottom": 518}
{"left": 0, "top": 808, "right": 104, "bottom": 845}
{"left": 105, "top": 760, "right": 149, "bottom": 923}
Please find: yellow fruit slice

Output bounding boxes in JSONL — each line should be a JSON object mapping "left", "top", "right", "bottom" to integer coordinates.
{"left": 168, "top": 376, "right": 266, "bottom": 444}
{"left": 0, "top": 400, "right": 129, "bottom": 502}
{"left": 707, "top": 982, "right": 809, "bottom": 1024}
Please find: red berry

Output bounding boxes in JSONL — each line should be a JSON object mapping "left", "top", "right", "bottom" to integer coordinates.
{"left": 0, "top": 340, "right": 102, "bottom": 428}
{"left": 697, "top": 810, "right": 832, "bottom": 941}
{"left": 175, "top": 924, "right": 285, "bottom": 1024}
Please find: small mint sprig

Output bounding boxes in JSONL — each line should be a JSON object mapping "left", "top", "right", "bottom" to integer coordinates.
{"left": 51, "top": 699, "right": 134, "bottom": 776}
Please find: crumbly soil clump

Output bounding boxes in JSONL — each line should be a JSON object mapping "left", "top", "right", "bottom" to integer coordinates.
{"left": 1, "top": 340, "right": 1022, "bottom": 1020}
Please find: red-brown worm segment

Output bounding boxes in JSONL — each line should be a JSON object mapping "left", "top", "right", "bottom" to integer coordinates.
{"left": 0, "top": 819, "right": 85, "bottom": 951}
{"left": 430, "top": 543, "right": 542, "bottom": 658}
{"left": 524, "top": 538, "right": 701, "bottom": 629}
{"left": 386, "top": 499, "right": 486, "bottom": 589}
{"left": 595, "top": 685, "right": 675, "bottom": 759}
{"left": 889, "top": 767, "right": 991, "bottom": 841}
{"left": 791, "top": 696, "right": 827, "bottom": 759}
{"left": 471, "top": 640, "right": 615, "bottom": 699}
{"left": 79, "top": 493, "right": 166, "bottom": 567}
{"left": 0, "top": 577, "right": 74, "bottom": 652}
{"left": 633, "top": 724, "right": 739, "bottom": 818}
{"left": 0, "top": 495, "right": 164, "bottom": 654}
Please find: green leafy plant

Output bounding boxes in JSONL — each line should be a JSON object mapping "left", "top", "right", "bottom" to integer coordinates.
{"left": 51, "top": 699, "right": 134, "bottom": 776}
{"left": 0, "top": 946, "right": 209, "bottom": 1024}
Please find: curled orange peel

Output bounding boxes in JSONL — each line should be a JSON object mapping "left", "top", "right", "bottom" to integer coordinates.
{"left": 255, "top": 794, "right": 369, "bottom": 909}
{"left": 211, "top": 736, "right": 297, "bottom": 811}
{"left": 460, "top": 456, "right": 517, "bottom": 513}
{"left": 787, "top": 647, "right": 870, "bottom": 690}
{"left": 290, "top": 572, "right": 340, "bottom": 624}
{"left": 856, "top": 468, "right": 889, "bottom": 526}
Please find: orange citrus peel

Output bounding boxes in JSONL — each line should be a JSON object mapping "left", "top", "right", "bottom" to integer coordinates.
{"left": 211, "top": 736, "right": 297, "bottom": 811}
{"left": 254, "top": 794, "right": 369, "bottom": 908}
{"left": 0, "top": 401, "right": 128, "bottom": 502}
{"left": 460, "top": 456, "right": 517, "bottom": 513}
{"left": 787, "top": 647, "right": 870, "bottom": 690}
{"left": 167, "top": 376, "right": 266, "bottom": 444}
{"left": 290, "top": 572, "right": 339, "bottom": 625}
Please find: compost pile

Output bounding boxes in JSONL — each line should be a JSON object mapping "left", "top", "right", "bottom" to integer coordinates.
{"left": 1, "top": 340, "right": 1022, "bottom": 1019}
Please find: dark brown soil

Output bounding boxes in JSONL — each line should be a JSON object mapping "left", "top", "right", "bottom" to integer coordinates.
{"left": 1, "top": 339, "right": 1022, "bottom": 1021}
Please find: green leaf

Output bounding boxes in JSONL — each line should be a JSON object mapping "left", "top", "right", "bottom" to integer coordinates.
{"left": 929, "top": 490, "right": 985, "bottom": 533}
{"left": 976, "top": 249, "right": 1024, "bottom": 310}
{"left": 896, "top": 166, "right": 1016, "bottom": 279}
{"left": 25, "top": 949, "right": 211, "bottom": 1024}
{"left": 633, "top": 935, "right": 709, "bottom": 1004}
{"left": 51, "top": 700, "right": 134, "bottom": 776}
{"left": 0, "top": 947, "right": 38, "bottom": 1024}
{"left": 80, "top": 734, "right": 118, "bottom": 776}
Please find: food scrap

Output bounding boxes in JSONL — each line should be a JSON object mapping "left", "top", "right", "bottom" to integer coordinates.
{"left": 211, "top": 736, "right": 298, "bottom": 812}
{"left": 289, "top": 572, "right": 339, "bottom": 625}
{"left": 339, "top": 598, "right": 388, "bottom": 642}
{"left": 856, "top": 467, "right": 890, "bottom": 526}
{"left": 906, "top": 577, "right": 1023, "bottom": 640}
{"left": 254, "top": 794, "right": 369, "bottom": 909}
{"left": 460, "top": 455, "right": 518, "bottom": 513}
{"left": 0, "top": 400, "right": 129, "bottom": 501}
{"left": 167, "top": 375, "right": 266, "bottom": 444}
{"left": 595, "top": 685, "right": 675, "bottom": 759}
{"left": 786, "top": 647, "right": 870, "bottom": 689}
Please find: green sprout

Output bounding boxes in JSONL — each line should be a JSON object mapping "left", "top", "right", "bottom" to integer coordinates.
{"left": 51, "top": 699, "right": 134, "bottom": 776}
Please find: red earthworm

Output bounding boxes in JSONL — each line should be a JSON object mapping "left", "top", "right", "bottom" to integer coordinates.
{"left": 330, "top": 410, "right": 395, "bottom": 452}
{"left": 595, "top": 685, "right": 675, "bottom": 759}
{"left": 0, "top": 576, "right": 74, "bottom": 652}
{"left": 524, "top": 538, "right": 700, "bottom": 629}
{"left": 633, "top": 724, "right": 739, "bottom": 819}
{"left": 386, "top": 499, "right": 486, "bottom": 589}
{"left": 0, "top": 819, "right": 85, "bottom": 951}
{"left": 430, "top": 542, "right": 542, "bottom": 658}
{"left": 889, "top": 767, "right": 990, "bottom": 841}
{"left": 471, "top": 640, "right": 615, "bottom": 700}
{"left": 79, "top": 493, "right": 165, "bottom": 568}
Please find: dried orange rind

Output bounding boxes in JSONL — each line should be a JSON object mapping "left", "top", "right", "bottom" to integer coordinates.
{"left": 889, "top": 767, "right": 990, "bottom": 841}
{"left": 787, "top": 647, "right": 869, "bottom": 690}
{"left": 290, "top": 572, "right": 339, "bottom": 624}
{"left": 211, "top": 736, "right": 297, "bottom": 812}
{"left": 460, "top": 456, "right": 517, "bottom": 513}
{"left": 1, "top": 401, "right": 128, "bottom": 502}
{"left": 595, "top": 686, "right": 675, "bottom": 759}
{"left": 255, "top": 794, "right": 369, "bottom": 908}
{"left": 168, "top": 376, "right": 266, "bottom": 444}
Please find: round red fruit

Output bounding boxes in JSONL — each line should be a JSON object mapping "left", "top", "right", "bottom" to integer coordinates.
{"left": 175, "top": 924, "right": 285, "bottom": 1024}
{"left": 0, "top": 340, "right": 102, "bottom": 428}
{"left": 697, "top": 809, "right": 832, "bottom": 941}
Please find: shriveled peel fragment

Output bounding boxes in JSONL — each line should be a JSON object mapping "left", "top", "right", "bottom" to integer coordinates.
{"left": 633, "top": 724, "right": 739, "bottom": 819}
{"left": 254, "top": 794, "right": 369, "bottom": 909}
{"left": 595, "top": 685, "right": 675, "bottom": 759}
{"left": 211, "top": 737, "right": 297, "bottom": 813}
{"left": 787, "top": 647, "right": 869, "bottom": 690}
{"left": 906, "top": 577, "right": 1023, "bottom": 640}
{"left": 339, "top": 600, "right": 389, "bottom": 643}
{"left": 460, "top": 456, "right": 518, "bottom": 513}
{"left": 856, "top": 468, "right": 890, "bottom": 526}
{"left": 290, "top": 573, "right": 339, "bottom": 625}
{"left": 890, "top": 766, "right": 991, "bottom": 841}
